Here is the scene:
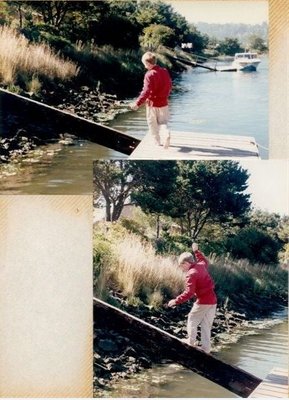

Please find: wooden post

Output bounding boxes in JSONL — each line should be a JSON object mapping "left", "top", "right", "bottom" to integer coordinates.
{"left": 94, "top": 297, "right": 262, "bottom": 398}
{"left": 0, "top": 88, "right": 140, "bottom": 155}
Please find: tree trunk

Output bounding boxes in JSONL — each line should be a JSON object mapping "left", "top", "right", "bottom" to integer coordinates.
{"left": 156, "top": 214, "right": 160, "bottom": 238}
{"left": 105, "top": 199, "right": 111, "bottom": 222}
{"left": 94, "top": 298, "right": 262, "bottom": 398}
{"left": 186, "top": 211, "right": 192, "bottom": 237}
{"left": 111, "top": 202, "right": 124, "bottom": 222}
{"left": 18, "top": 4, "right": 23, "bottom": 28}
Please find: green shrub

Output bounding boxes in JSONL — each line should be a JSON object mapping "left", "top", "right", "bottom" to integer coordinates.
{"left": 119, "top": 217, "right": 146, "bottom": 236}
{"left": 140, "top": 24, "right": 177, "bottom": 50}
{"left": 225, "top": 227, "right": 281, "bottom": 265}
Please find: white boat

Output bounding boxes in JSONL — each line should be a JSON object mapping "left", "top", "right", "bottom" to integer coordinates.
{"left": 232, "top": 52, "right": 261, "bottom": 71}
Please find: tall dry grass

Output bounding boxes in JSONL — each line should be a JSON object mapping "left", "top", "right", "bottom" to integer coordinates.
{"left": 0, "top": 26, "right": 78, "bottom": 85}
{"left": 94, "top": 226, "right": 185, "bottom": 306}
{"left": 112, "top": 235, "right": 185, "bottom": 303}
{"left": 209, "top": 254, "right": 288, "bottom": 305}
{"left": 94, "top": 224, "right": 288, "bottom": 309}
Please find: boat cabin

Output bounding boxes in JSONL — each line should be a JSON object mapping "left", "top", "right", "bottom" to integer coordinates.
{"left": 234, "top": 52, "right": 258, "bottom": 60}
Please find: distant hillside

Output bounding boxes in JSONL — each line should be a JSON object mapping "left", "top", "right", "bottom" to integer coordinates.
{"left": 195, "top": 22, "right": 268, "bottom": 44}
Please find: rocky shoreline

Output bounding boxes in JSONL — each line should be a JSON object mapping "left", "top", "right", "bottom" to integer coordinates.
{"left": 0, "top": 85, "right": 127, "bottom": 167}
{"left": 93, "top": 293, "right": 287, "bottom": 397}
{"left": 54, "top": 85, "right": 130, "bottom": 124}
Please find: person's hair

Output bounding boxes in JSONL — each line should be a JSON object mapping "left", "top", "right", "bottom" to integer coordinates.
{"left": 142, "top": 52, "right": 156, "bottom": 65}
{"left": 178, "top": 252, "right": 195, "bottom": 266}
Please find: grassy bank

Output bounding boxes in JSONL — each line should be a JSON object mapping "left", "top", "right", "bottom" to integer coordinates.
{"left": 94, "top": 222, "right": 288, "bottom": 316}
{"left": 0, "top": 26, "right": 78, "bottom": 92}
{"left": 0, "top": 25, "right": 189, "bottom": 99}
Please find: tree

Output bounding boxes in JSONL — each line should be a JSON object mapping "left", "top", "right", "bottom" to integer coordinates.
{"left": 186, "top": 24, "right": 209, "bottom": 53}
{"left": 93, "top": 160, "right": 136, "bottom": 222}
{"left": 249, "top": 210, "right": 281, "bottom": 238}
{"left": 172, "top": 161, "right": 251, "bottom": 239}
{"left": 130, "top": 161, "right": 179, "bottom": 237}
{"left": 225, "top": 227, "right": 281, "bottom": 265}
{"left": 93, "top": 161, "right": 251, "bottom": 242}
{"left": 135, "top": 0, "right": 199, "bottom": 47}
{"left": 6, "top": 1, "right": 23, "bottom": 27}
{"left": 217, "top": 37, "right": 244, "bottom": 55}
{"left": 135, "top": 1, "right": 174, "bottom": 29}
{"left": 246, "top": 34, "right": 268, "bottom": 52}
{"left": 140, "top": 24, "right": 177, "bottom": 49}
{"left": 22, "top": 1, "right": 76, "bottom": 28}
{"left": 88, "top": 14, "right": 141, "bottom": 48}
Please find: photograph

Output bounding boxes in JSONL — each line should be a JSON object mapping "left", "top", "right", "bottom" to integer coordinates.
{"left": 0, "top": 0, "right": 288, "bottom": 398}
{"left": 93, "top": 159, "right": 288, "bottom": 398}
{"left": 0, "top": 0, "right": 269, "bottom": 194}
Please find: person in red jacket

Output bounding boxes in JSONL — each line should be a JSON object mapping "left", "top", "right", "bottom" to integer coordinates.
{"left": 168, "top": 243, "right": 217, "bottom": 353}
{"left": 129, "top": 52, "right": 172, "bottom": 148}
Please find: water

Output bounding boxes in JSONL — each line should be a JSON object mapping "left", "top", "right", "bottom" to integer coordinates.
{"left": 98, "top": 313, "right": 287, "bottom": 398}
{"left": 110, "top": 55, "right": 268, "bottom": 158}
{"left": 0, "top": 57, "right": 268, "bottom": 194}
{"left": 0, "top": 141, "right": 123, "bottom": 194}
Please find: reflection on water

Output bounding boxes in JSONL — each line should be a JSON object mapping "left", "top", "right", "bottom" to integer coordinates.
{"left": 99, "top": 315, "right": 287, "bottom": 398}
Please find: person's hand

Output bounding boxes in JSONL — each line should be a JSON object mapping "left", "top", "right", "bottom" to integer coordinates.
{"left": 168, "top": 299, "right": 177, "bottom": 308}
{"left": 129, "top": 102, "right": 138, "bottom": 111}
{"left": 192, "top": 242, "right": 198, "bottom": 252}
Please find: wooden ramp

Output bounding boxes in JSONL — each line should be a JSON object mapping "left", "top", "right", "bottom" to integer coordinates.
{"left": 130, "top": 131, "right": 260, "bottom": 159}
{"left": 250, "top": 368, "right": 288, "bottom": 398}
{"left": 0, "top": 88, "right": 139, "bottom": 155}
{"left": 94, "top": 298, "right": 262, "bottom": 397}
{"left": 218, "top": 65, "right": 238, "bottom": 72}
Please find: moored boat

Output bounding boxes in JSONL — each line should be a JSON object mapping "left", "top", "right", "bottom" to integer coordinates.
{"left": 232, "top": 52, "right": 261, "bottom": 71}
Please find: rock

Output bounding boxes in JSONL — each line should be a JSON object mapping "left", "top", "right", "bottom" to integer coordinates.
{"left": 123, "top": 346, "right": 137, "bottom": 357}
{"left": 98, "top": 339, "right": 118, "bottom": 352}
{"left": 138, "top": 356, "right": 152, "bottom": 368}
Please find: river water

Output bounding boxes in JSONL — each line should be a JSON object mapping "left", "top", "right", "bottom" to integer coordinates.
{"left": 110, "top": 55, "right": 268, "bottom": 158}
{"left": 97, "top": 310, "right": 287, "bottom": 398}
{"left": 0, "top": 56, "right": 268, "bottom": 194}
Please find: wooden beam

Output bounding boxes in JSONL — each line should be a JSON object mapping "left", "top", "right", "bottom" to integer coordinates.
{"left": 94, "top": 298, "right": 262, "bottom": 398}
{"left": 0, "top": 88, "right": 139, "bottom": 155}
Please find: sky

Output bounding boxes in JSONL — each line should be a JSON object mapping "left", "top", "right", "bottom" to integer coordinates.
{"left": 239, "top": 160, "right": 289, "bottom": 216}
{"left": 166, "top": 1, "right": 268, "bottom": 25}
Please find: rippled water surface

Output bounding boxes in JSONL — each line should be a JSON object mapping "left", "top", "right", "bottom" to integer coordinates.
{"left": 98, "top": 312, "right": 287, "bottom": 398}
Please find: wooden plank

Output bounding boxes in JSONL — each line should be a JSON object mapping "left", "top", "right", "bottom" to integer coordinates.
{"left": 130, "top": 130, "right": 260, "bottom": 159}
{"left": 250, "top": 368, "right": 288, "bottom": 398}
{"left": 94, "top": 297, "right": 262, "bottom": 398}
{"left": 218, "top": 66, "right": 238, "bottom": 72}
{"left": 0, "top": 88, "right": 139, "bottom": 155}
{"left": 167, "top": 55, "right": 218, "bottom": 71}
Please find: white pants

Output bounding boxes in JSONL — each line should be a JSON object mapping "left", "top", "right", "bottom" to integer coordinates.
{"left": 187, "top": 303, "right": 217, "bottom": 353}
{"left": 146, "top": 105, "right": 170, "bottom": 144}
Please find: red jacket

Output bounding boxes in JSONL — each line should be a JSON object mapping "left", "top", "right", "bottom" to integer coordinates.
{"left": 175, "top": 251, "right": 217, "bottom": 305}
{"left": 136, "top": 65, "right": 172, "bottom": 108}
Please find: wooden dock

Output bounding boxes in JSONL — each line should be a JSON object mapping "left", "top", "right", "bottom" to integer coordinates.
{"left": 249, "top": 368, "right": 288, "bottom": 398}
{"left": 130, "top": 131, "right": 260, "bottom": 159}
